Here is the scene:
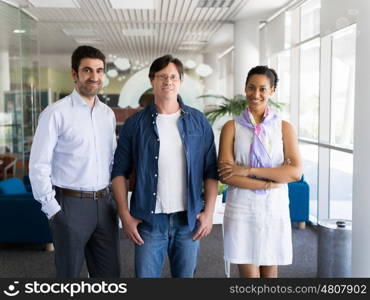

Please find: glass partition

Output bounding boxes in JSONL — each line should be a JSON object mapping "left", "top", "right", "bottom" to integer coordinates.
{"left": 330, "top": 25, "right": 356, "bottom": 149}
{"left": 0, "top": 2, "right": 40, "bottom": 178}
{"left": 299, "top": 38, "right": 320, "bottom": 141}
{"left": 329, "top": 150, "right": 353, "bottom": 220}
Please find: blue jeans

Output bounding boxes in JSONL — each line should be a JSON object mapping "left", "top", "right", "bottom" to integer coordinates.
{"left": 135, "top": 211, "right": 199, "bottom": 278}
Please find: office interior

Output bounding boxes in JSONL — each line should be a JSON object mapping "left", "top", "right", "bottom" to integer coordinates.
{"left": 0, "top": 0, "right": 369, "bottom": 277}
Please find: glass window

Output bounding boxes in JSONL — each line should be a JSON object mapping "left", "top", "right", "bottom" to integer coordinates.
{"left": 300, "top": 143, "right": 318, "bottom": 221}
{"left": 277, "top": 50, "right": 291, "bottom": 121}
{"left": 284, "top": 11, "right": 292, "bottom": 48}
{"left": 268, "top": 55, "right": 278, "bottom": 71}
{"left": 329, "top": 150, "right": 353, "bottom": 220}
{"left": 218, "top": 50, "right": 234, "bottom": 99}
{"left": 300, "top": 0, "right": 321, "bottom": 41}
{"left": 299, "top": 38, "right": 320, "bottom": 140}
{"left": 0, "top": 3, "right": 22, "bottom": 156}
{"left": 330, "top": 25, "right": 356, "bottom": 149}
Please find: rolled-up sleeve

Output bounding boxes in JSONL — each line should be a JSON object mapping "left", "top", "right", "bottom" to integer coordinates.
{"left": 29, "top": 109, "right": 61, "bottom": 219}
{"left": 111, "top": 117, "right": 134, "bottom": 180}
{"left": 203, "top": 118, "right": 218, "bottom": 180}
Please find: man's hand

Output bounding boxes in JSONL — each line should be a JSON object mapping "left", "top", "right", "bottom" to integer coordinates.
{"left": 122, "top": 214, "right": 144, "bottom": 245}
{"left": 218, "top": 161, "right": 250, "bottom": 180}
{"left": 50, "top": 211, "right": 60, "bottom": 222}
{"left": 193, "top": 211, "right": 213, "bottom": 241}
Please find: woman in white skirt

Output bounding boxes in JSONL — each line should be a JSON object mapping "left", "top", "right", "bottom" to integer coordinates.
{"left": 218, "top": 66, "right": 302, "bottom": 278}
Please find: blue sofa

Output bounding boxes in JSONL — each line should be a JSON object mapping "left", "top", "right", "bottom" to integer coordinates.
{"left": 0, "top": 177, "right": 53, "bottom": 249}
{"left": 222, "top": 176, "right": 310, "bottom": 229}
{"left": 288, "top": 176, "right": 310, "bottom": 229}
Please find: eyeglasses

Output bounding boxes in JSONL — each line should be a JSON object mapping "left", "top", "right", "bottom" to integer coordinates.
{"left": 155, "top": 74, "right": 180, "bottom": 82}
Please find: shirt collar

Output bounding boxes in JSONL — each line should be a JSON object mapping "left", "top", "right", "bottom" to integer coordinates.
{"left": 71, "top": 89, "right": 100, "bottom": 108}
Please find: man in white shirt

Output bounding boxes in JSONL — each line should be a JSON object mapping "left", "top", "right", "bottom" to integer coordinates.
{"left": 29, "top": 46, "right": 120, "bottom": 278}
{"left": 112, "top": 55, "right": 218, "bottom": 277}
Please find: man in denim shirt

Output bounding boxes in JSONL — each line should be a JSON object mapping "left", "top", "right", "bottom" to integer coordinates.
{"left": 112, "top": 55, "right": 218, "bottom": 278}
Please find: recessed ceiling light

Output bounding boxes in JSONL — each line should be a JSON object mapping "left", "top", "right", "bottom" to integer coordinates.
{"left": 62, "top": 29, "right": 98, "bottom": 36}
{"left": 110, "top": 0, "right": 155, "bottom": 9}
{"left": 107, "top": 69, "right": 119, "bottom": 78}
{"left": 114, "top": 58, "right": 131, "bottom": 71}
{"left": 185, "top": 60, "right": 197, "bottom": 69}
{"left": 13, "top": 29, "right": 26, "bottom": 34}
{"left": 29, "top": 0, "right": 80, "bottom": 8}
{"left": 196, "top": 64, "right": 213, "bottom": 77}
{"left": 122, "top": 29, "right": 156, "bottom": 36}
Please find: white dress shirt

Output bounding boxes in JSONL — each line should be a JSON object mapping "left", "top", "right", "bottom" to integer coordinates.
{"left": 155, "top": 110, "right": 187, "bottom": 213}
{"left": 29, "top": 89, "right": 117, "bottom": 219}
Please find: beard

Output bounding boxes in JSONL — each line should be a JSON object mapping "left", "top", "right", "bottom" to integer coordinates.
{"left": 76, "top": 80, "right": 102, "bottom": 97}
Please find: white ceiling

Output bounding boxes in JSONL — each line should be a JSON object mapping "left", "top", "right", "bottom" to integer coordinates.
{"left": 2, "top": 0, "right": 292, "bottom": 68}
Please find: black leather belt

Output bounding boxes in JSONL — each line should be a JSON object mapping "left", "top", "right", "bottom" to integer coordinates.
{"left": 55, "top": 187, "right": 109, "bottom": 199}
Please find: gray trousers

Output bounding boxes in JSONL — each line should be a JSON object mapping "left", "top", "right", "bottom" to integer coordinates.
{"left": 50, "top": 192, "right": 120, "bottom": 278}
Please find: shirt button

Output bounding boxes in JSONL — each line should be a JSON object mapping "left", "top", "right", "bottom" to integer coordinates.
{"left": 154, "top": 174, "right": 157, "bottom": 177}
{"left": 157, "top": 138, "right": 159, "bottom": 142}
{"left": 151, "top": 210, "right": 154, "bottom": 214}
{"left": 153, "top": 192, "right": 156, "bottom": 196}
{"left": 152, "top": 121, "right": 155, "bottom": 124}
{"left": 155, "top": 156, "right": 158, "bottom": 159}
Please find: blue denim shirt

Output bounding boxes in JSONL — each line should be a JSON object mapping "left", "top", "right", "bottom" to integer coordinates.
{"left": 111, "top": 98, "right": 218, "bottom": 230}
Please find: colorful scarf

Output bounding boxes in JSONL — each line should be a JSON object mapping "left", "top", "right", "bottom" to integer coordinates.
{"left": 235, "top": 107, "right": 277, "bottom": 194}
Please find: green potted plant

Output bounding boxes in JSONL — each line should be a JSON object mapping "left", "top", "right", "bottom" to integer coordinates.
{"left": 218, "top": 182, "right": 227, "bottom": 200}
{"left": 198, "top": 94, "right": 285, "bottom": 125}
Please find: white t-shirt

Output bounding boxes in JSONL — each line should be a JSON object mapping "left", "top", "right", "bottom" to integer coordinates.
{"left": 155, "top": 110, "right": 187, "bottom": 213}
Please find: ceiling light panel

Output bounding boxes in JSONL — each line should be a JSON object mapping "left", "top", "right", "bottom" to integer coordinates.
{"left": 122, "top": 28, "right": 156, "bottom": 36}
{"left": 29, "top": 0, "right": 80, "bottom": 8}
{"left": 178, "top": 45, "right": 201, "bottom": 51}
{"left": 62, "top": 29, "right": 98, "bottom": 36}
{"left": 74, "top": 37, "right": 102, "bottom": 44}
{"left": 109, "top": 0, "right": 155, "bottom": 9}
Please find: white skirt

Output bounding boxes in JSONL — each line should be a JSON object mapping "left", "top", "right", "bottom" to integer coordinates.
{"left": 223, "top": 186, "right": 292, "bottom": 265}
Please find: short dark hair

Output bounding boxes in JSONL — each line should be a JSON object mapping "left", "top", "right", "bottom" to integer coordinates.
{"left": 71, "top": 45, "right": 106, "bottom": 72}
{"left": 149, "top": 55, "right": 184, "bottom": 80}
{"left": 245, "top": 65, "right": 279, "bottom": 89}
